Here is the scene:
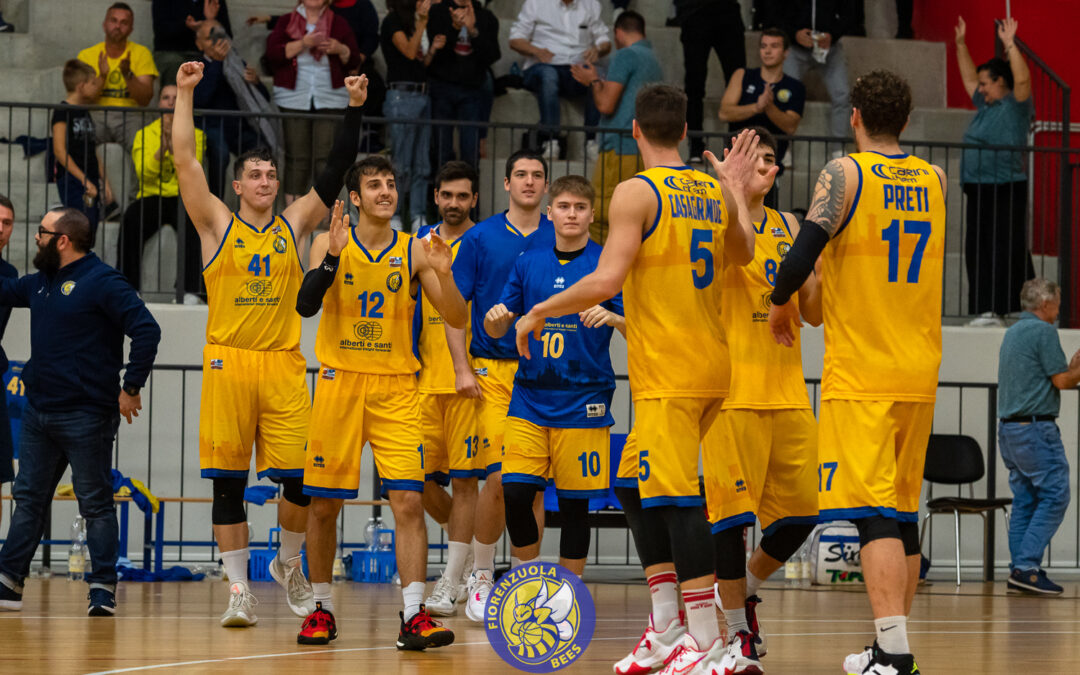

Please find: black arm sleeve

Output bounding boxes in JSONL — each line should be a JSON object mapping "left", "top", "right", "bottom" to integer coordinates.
{"left": 313, "top": 106, "right": 364, "bottom": 207}
{"left": 770, "top": 220, "right": 830, "bottom": 306}
{"left": 296, "top": 253, "right": 340, "bottom": 317}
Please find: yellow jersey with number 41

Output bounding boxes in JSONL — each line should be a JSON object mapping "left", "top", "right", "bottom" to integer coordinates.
{"left": 623, "top": 165, "right": 731, "bottom": 400}
{"left": 203, "top": 213, "right": 303, "bottom": 351}
{"left": 821, "top": 151, "right": 946, "bottom": 402}
{"left": 315, "top": 229, "right": 419, "bottom": 374}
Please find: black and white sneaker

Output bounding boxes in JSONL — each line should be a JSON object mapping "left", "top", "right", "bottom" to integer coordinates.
{"left": 88, "top": 587, "right": 116, "bottom": 616}
{"left": 1007, "top": 567, "right": 1064, "bottom": 595}
{"left": 843, "top": 642, "right": 919, "bottom": 674}
{"left": 0, "top": 578, "right": 22, "bottom": 611}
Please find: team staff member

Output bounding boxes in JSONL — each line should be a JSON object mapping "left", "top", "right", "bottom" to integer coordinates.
{"left": 296, "top": 156, "right": 466, "bottom": 651}
{"left": 0, "top": 208, "right": 160, "bottom": 617}
{"left": 174, "top": 61, "right": 368, "bottom": 627}
{"left": 486, "top": 175, "right": 624, "bottom": 577}
{"left": 0, "top": 195, "right": 17, "bottom": 513}
{"left": 769, "top": 70, "right": 946, "bottom": 675}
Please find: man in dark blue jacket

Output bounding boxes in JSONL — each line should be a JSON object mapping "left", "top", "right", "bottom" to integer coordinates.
{"left": 0, "top": 195, "right": 17, "bottom": 502}
{"left": 0, "top": 207, "right": 161, "bottom": 617}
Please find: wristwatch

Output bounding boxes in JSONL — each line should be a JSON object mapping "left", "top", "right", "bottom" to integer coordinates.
{"left": 123, "top": 384, "right": 141, "bottom": 397}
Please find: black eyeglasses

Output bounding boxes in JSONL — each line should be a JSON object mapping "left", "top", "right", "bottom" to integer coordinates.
{"left": 37, "top": 226, "right": 63, "bottom": 237}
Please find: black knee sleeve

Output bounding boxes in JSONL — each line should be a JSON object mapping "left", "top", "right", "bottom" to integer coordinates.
{"left": 760, "top": 523, "right": 815, "bottom": 563}
{"left": 278, "top": 476, "right": 311, "bottom": 508}
{"left": 211, "top": 477, "right": 247, "bottom": 525}
{"left": 712, "top": 525, "right": 746, "bottom": 580}
{"left": 503, "top": 482, "right": 541, "bottom": 548}
{"left": 658, "top": 505, "right": 714, "bottom": 582}
{"left": 615, "top": 486, "right": 673, "bottom": 568}
{"left": 899, "top": 521, "right": 920, "bottom": 556}
{"left": 557, "top": 496, "right": 591, "bottom": 560}
{"left": 853, "top": 515, "right": 901, "bottom": 547}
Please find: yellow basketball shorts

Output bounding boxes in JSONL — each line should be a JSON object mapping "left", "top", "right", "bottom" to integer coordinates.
{"left": 615, "top": 427, "right": 640, "bottom": 488}
{"left": 818, "top": 399, "right": 935, "bottom": 522}
{"left": 705, "top": 408, "right": 819, "bottom": 535}
{"left": 303, "top": 368, "right": 424, "bottom": 498}
{"left": 633, "top": 397, "right": 724, "bottom": 508}
{"left": 420, "top": 392, "right": 482, "bottom": 484}
{"left": 473, "top": 357, "right": 517, "bottom": 476}
{"left": 502, "top": 417, "right": 611, "bottom": 498}
{"left": 199, "top": 344, "right": 310, "bottom": 480}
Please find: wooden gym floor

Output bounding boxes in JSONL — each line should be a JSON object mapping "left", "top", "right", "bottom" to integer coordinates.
{"left": 2, "top": 575, "right": 1079, "bottom": 674}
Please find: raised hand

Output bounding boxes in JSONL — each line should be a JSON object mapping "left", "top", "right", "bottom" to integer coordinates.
{"left": 708, "top": 128, "right": 771, "bottom": 195}
{"left": 176, "top": 61, "right": 205, "bottom": 89}
{"left": 327, "top": 200, "right": 349, "bottom": 256}
{"left": 344, "top": 74, "right": 368, "bottom": 106}
{"left": 417, "top": 0, "right": 432, "bottom": 22}
{"left": 430, "top": 34, "right": 447, "bottom": 53}
{"left": 955, "top": 16, "right": 966, "bottom": 45}
{"left": 205, "top": 0, "right": 221, "bottom": 21}
{"left": 485, "top": 303, "right": 513, "bottom": 327}
{"left": 422, "top": 232, "right": 454, "bottom": 274}
{"left": 119, "top": 54, "right": 132, "bottom": 78}
{"left": 998, "top": 16, "right": 1018, "bottom": 48}
{"left": 755, "top": 84, "right": 773, "bottom": 112}
{"left": 98, "top": 51, "right": 110, "bottom": 78}
{"left": 302, "top": 30, "right": 326, "bottom": 48}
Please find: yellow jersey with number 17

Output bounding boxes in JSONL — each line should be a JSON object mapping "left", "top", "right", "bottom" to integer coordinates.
{"left": 203, "top": 213, "right": 303, "bottom": 351}
{"left": 623, "top": 165, "right": 731, "bottom": 400}
{"left": 821, "top": 151, "right": 946, "bottom": 402}
{"left": 416, "top": 225, "right": 469, "bottom": 394}
{"left": 315, "top": 229, "right": 419, "bottom": 375}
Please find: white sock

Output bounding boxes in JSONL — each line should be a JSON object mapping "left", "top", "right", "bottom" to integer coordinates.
{"left": 312, "top": 581, "right": 333, "bottom": 612}
{"left": 221, "top": 548, "right": 249, "bottom": 587}
{"left": 403, "top": 581, "right": 425, "bottom": 621}
{"left": 723, "top": 606, "right": 748, "bottom": 635}
{"left": 278, "top": 528, "right": 305, "bottom": 562}
{"left": 647, "top": 571, "right": 679, "bottom": 628}
{"left": 517, "top": 556, "right": 539, "bottom": 566}
{"left": 510, "top": 556, "right": 522, "bottom": 568}
{"left": 746, "top": 568, "right": 766, "bottom": 598}
{"left": 874, "top": 615, "right": 910, "bottom": 654}
{"left": 444, "top": 541, "right": 470, "bottom": 583}
{"left": 682, "top": 587, "right": 720, "bottom": 648}
{"left": 474, "top": 539, "right": 496, "bottom": 573}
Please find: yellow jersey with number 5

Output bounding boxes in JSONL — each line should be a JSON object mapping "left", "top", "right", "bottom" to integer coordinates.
{"left": 315, "top": 229, "right": 419, "bottom": 374}
{"left": 821, "top": 151, "right": 945, "bottom": 402}
{"left": 623, "top": 165, "right": 730, "bottom": 400}
{"left": 203, "top": 213, "right": 303, "bottom": 351}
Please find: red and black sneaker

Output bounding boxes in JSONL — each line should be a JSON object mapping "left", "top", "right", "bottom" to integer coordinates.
{"left": 744, "top": 594, "right": 767, "bottom": 656}
{"left": 396, "top": 605, "right": 455, "bottom": 651}
{"left": 297, "top": 602, "right": 338, "bottom": 645}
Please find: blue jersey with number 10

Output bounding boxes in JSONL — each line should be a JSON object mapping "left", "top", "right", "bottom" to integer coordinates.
{"left": 500, "top": 241, "right": 623, "bottom": 428}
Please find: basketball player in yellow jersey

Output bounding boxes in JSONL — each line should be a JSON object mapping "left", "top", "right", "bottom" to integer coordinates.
{"left": 295, "top": 156, "right": 466, "bottom": 650}
{"left": 706, "top": 127, "right": 822, "bottom": 674}
{"left": 516, "top": 85, "right": 765, "bottom": 675}
{"left": 769, "top": 71, "right": 945, "bottom": 675}
{"left": 173, "top": 61, "right": 369, "bottom": 627}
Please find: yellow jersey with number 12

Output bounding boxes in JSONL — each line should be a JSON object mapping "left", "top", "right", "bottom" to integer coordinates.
{"left": 417, "top": 225, "right": 469, "bottom": 394}
{"left": 821, "top": 151, "right": 946, "bottom": 402}
{"left": 203, "top": 213, "right": 303, "bottom": 351}
{"left": 623, "top": 165, "right": 730, "bottom": 400}
{"left": 315, "top": 229, "right": 419, "bottom": 375}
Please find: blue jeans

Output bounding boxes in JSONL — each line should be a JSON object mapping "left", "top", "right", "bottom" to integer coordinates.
{"left": 429, "top": 79, "right": 485, "bottom": 168}
{"left": 56, "top": 173, "right": 100, "bottom": 243}
{"left": 0, "top": 404, "right": 121, "bottom": 588}
{"left": 383, "top": 88, "right": 431, "bottom": 222}
{"left": 997, "top": 420, "right": 1071, "bottom": 571}
{"left": 522, "top": 64, "right": 599, "bottom": 138}
{"left": 784, "top": 42, "right": 851, "bottom": 140}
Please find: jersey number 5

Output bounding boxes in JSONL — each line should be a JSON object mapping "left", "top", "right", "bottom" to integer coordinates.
{"left": 881, "top": 219, "right": 930, "bottom": 283}
{"left": 690, "top": 229, "right": 714, "bottom": 289}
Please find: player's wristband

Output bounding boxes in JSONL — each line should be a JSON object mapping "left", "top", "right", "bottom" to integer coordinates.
{"left": 770, "top": 220, "right": 830, "bottom": 306}
{"left": 320, "top": 252, "right": 340, "bottom": 273}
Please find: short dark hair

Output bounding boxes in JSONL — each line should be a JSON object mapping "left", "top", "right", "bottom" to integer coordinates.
{"left": 548, "top": 175, "right": 595, "bottom": 203}
{"left": 49, "top": 207, "right": 93, "bottom": 252}
{"left": 761, "top": 27, "right": 789, "bottom": 50}
{"left": 346, "top": 155, "right": 396, "bottom": 195}
{"left": 435, "top": 161, "right": 479, "bottom": 194}
{"left": 505, "top": 149, "right": 548, "bottom": 181}
{"left": 635, "top": 85, "right": 686, "bottom": 148}
{"left": 744, "top": 126, "right": 778, "bottom": 155}
{"left": 107, "top": 2, "right": 134, "bottom": 16}
{"left": 0, "top": 193, "right": 13, "bottom": 214}
{"left": 850, "top": 70, "right": 912, "bottom": 140}
{"left": 977, "top": 57, "right": 1014, "bottom": 91}
{"left": 233, "top": 148, "right": 277, "bottom": 180}
{"left": 63, "top": 59, "right": 96, "bottom": 93}
{"left": 614, "top": 10, "right": 645, "bottom": 36}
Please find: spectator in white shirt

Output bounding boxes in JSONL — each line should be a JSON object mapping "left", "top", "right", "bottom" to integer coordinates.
{"left": 509, "top": 0, "right": 611, "bottom": 159}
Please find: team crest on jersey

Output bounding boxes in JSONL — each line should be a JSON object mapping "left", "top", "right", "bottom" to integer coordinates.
{"left": 60, "top": 281, "right": 76, "bottom": 295}
{"left": 770, "top": 226, "right": 786, "bottom": 238}
{"left": 554, "top": 276, "right": 565, "bottom": 290}
{"left": 389, "top": 256, "right": 403, "bottom": 268}
{"left": 777, "top": 88, "right": 791, "bottom": 103}
{"left": 485, "top": 562, "right": 595, "bottom": 673}
{"left": 746, "top": 84, "right": 756, "bottom": 94}
{"left": 386, "top": 271, "right": 403, "bottom": 292}
{"left": 321, "top": 368, "right": 336, "bottom": 380}
{"left": 245, "top": 279, "right": 273, "bottom": 297}
{"left": 354, "top": 321, "right": 383, "bottom": 341}
{"left": 234, "top": 238, "right": 245, "bottom": 249}
{"left": 662, "top": 175, "right": 709, "bottom": 195}
{"left": 273, "top": 236, "right": 287, "bottom": 254}
{"left": 210, "top": 359, "right": 224, "bottom": 370}
{"left": 777, "top": 242, "right": 791, "bottom": 260}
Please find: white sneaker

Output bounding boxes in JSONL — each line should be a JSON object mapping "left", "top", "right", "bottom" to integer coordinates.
{"left": 540, "top": 139, "right": 559, "bottom": 161}
{"left": 716, "top": 630, "right": 763, "bottom": 674}
{"left": 425, "top": 574, "right": 458, "bottom": 616}
{"left": 464, "top": 569, "right": 493, "bottom": 622}
{"left": 457, "top": 548, "right": 474, "bottom": 603}
{"left": 967, "top": 311, "right": 1005, "bottom": 327}
{"left": 614, "top": 615, "right": 686, "bottom": 674}
{"left": 585, "top": 139, "right": 600, "bottom": 163}
{"left": 182, "top": 293, "right": 205, "bottom": 305}
{"left": 220, "top": 581, "right": 258, "bottom": 627}
{"left": 843, "top": 646, "right": 872, "bottom": 674}
{"left": 269, "top": 554, "right": 315, "bottom": 618}
{"left": 657, "top": 633, "right": 712, "bottom": 675}
{"left": 390, "top": 215, "right": 403, "bottom": 231}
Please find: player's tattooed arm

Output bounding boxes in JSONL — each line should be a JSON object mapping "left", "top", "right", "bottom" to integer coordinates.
{"left": 805, "top": 158, "right": 849, "bottom": 238}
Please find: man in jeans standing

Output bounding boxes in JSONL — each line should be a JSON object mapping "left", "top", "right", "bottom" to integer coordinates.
{"left": 997, "top": 278, "right": 1080, "bottom": 595}
{"left": 0, "top": 208, "right": 161, "bottom": 616}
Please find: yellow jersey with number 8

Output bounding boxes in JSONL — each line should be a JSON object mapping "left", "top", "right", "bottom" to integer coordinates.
{"left": 315, "top": 229, "right": 419, "bottom": 374}
{"left": 821, "top": 151, "right": 945, "bottom": 401}
{"left": 203, "top": 213, "right": 303, "bottom": 351}
{"left": 624, "top": 165, "right": 730, "bottom": 400}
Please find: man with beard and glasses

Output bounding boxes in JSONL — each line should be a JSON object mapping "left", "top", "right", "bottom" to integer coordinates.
{"left": 0, "top": 207, "right": 161, "bottom": 618}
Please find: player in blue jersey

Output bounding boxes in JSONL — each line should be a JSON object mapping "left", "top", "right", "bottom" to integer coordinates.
{"left": 485, "top": 175, "right": 625, "bottom": 576}
{"left": 450, "top": 149, "right": 555, "bottom": 621}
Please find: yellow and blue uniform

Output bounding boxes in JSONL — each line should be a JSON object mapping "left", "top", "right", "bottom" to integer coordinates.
{"left": 304, "top": 229, "right": 425, "bottom": 498}
{"left": 199, "top": 213, "right": 310, "bottom": 480}
{"left": 499, "top": 241, "right": 622, "bottom": 497}
{"left": 414, "top": 224, "right": 482, "bottom": 484}
{"left": 706, "top": 207, "right": 819, "bottom": 535}
{"left": 623, "top": 165, "right": 731, "bottom": 508}
{"left": 818, "top": 151, "right": 945, "bottom": 523}
{"left": 452, "top": 211, "right": 554, "bottom": 475}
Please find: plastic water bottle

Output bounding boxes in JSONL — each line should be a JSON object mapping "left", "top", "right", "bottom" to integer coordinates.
{"left": 68, "top": 516, "right": 87, "bottom": 581}
{"left": 799, "top": 539, "right": 813, "bottom": 588}
{"left": 784, "top": 555, "right": 800, "bottom": 588}
{"left": 364, "top": 516, "right": 384, "bottom": 548}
